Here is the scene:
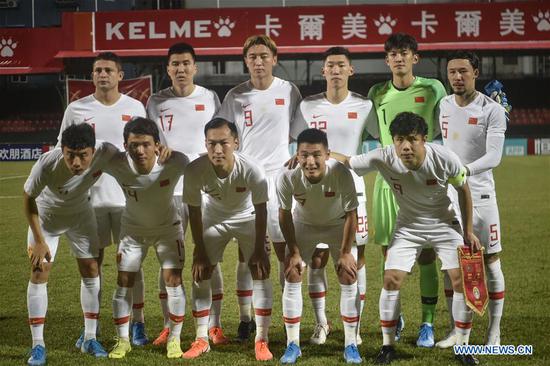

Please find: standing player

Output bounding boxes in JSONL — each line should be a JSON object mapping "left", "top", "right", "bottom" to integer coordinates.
{"left": 291, "top": 46, "right": 375, "bottom": 345}
{"left": 181, "top": 118, "right": 273, "bottom": 361}
{"left": 105, "top": 117, "right": 189, "bottom": 359}
{"left": 57, "top": 52, "right": 149, "bottom": 346}
{"left": 278, "top": 128, "right": 362, "bottom": 364}
{"left": 367, "top": 33, "right": 447, "bottom": 347}
{"left": 24, "top": 124, "right": 116, "bottom": 365}
{"left": 146, "top": 42, "right": 224, "bottom": 346}
{"left": 436, "top": 51, "right": 507, "bottom": 348}
{"left": 217, "top": 34, "right": 301, "bottom": 341}
{"left": 333, "top": 112, "right": 480, "bottom": 366}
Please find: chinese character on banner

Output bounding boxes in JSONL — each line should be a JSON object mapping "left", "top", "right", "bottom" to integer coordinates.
{"left": 9, "top": 148, "right": 20, "bottom": 160}
{"left": 255, "top": 14, "right": 282, "bottom": 37}
{"left": 32, "top": 148, "right": 42, "bottom": 159}
{"left": 21, "top": 148, "right": 32, "bottom": 160}
{"left": 411, "top": 10, "right": 439, "bottom": 39}
{"left": 455, "top": 11, "right": 482, "bottom": 37}
{"left": 342, "top": 13, "right": 367, "bottom": 39}
{"left": 298, "top": 15, "right": 325, "bottom": 40}
{"left": 0, "top": 148, "right": 8, "bottom": 160}
{"left": 500, "top": 8, "right": 525, "bottom": 36}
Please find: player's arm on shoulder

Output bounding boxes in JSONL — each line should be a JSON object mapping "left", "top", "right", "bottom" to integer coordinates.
{"left": 347, "top": 149, "right": 381, "bottom": 176}
{"left": 23, "top": 192, "right": 51, "bottom": 267}
{"left": 330, "top": 151, "right": 351, "bottom": 168}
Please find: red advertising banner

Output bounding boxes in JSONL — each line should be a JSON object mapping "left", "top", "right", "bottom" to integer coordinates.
{"left": 66, "top": 75, "right": 152, "bottom": 106}
{"left": 93, "top": 1, "right": 550, "bottom": 55}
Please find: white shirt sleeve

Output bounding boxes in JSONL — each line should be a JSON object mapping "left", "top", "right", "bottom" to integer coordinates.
{"left": 216, "top": 92, "right": 236, "bottom": 123}
{"left": 276, "top": 170, "right": 293, "bottom": 211}
{"left": 349, "top": 149, "right": 381, "bottom": 176}
{"left": 289, "top": 102, "right": 308, "bottom": 141}
{"left": 182, "top": 163, "right": 202, "bottom": 207}
{"left": 339, "top": 166, "right": 359, "bottom": 212}
{"left": 24, "top": 155, "right": 49, "bottom": 197}
{"left": 248, "top": 166, "right": 269, "bottom": 205}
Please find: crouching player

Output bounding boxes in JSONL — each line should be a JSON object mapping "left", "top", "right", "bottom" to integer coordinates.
{"left": 182, "top": 118, "right": 273, "bottom": 361}
{"left": 24, "top": 124, "right": 118, "bottom": 365}
{"left": 277, "top": 128, "right": 362, "bottom": 364}
{"left": 104, "top": 117, "right": 190, "bottom": 359}
{"left": 333, "top": 112, "right": 481, "bottom": 366}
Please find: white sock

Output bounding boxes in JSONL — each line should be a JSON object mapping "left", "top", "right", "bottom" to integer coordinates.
{"left": 166, "top": 285, "right": 186, "bottom": 340}
{"left": 209, "top": 263, "right": 224, "bottom": 329}
{"left": 308, "top": 268, "right": 327, "bottom": 326}
{"left": 27, "top": 282, "right": 47, "bottom": 347}
{"left": 340, "top": 282, "right": 360, "bottom": 347}
{"left": 443, "top": 272, "right": 455, "bottom": 331}
{"left": 236, "top": 262, "right": 253, "bottom": 322}
{"left": 132, "top": 268, "right": 145, "bottom": 324}
{"left": 452, "top": 292, "right": 473, "bottom": 345}
{"left": 81, "top": 277, "right": 100, "bottom": 341}
{"left": 487, "top": 259, "right": 505, "bottom": 339}
{"left": 112, "top": 286, "right": 133, "bottom": 340}
{"left": 253, "top": 279, "right": 273, "bottom": 342}
{"left": 158, "top": 268, "right": 169, "bottom": 328}
{"left": 192, "top": 279, "right": 211, "bottom": 340}
{"left": 357, "top": 266, "right": 367, "bottom": 334}
{"left": 379, "top": 288, "right": 400, "bottom": 346}
{"left": 283, "top": 281, "right": 302, "bottom": 346}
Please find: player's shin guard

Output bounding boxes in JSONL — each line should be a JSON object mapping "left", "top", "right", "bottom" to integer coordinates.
{"left": 253, "top": 280, "right": 273, "bottom": 342}
{"left": 379, "top": 288, "right": 400, "bottom": 346}
{"left": 236, "top": 262, "right": 253, "bottom": 322}
{"left": 487, "top": 259, "right": 505, "bottom": 340}
{"left": 81, "top": 277, "right": 100, "bottom": 341}
{"left": 308, "top": 268, "right": 328, "bottom": 326}
{"left": 158, "top": 269, "right": 169, "bottom": 328}
{"left": 132, "top": 268, "right": 145, "bottom": 323}
{"left": 340, "top": 282, "right": 360, "bottom": 346}
{"left": 283, "top": 281, "right": 302, "bottom": 346}
{"left": 113, "top": 286, "right": 133, "bottom": 339}
{"left": 192, "top": 280, "right": 211, "bottom": 339}
{"left": 166, "top": 285, "right": 185, "bottom": 340}
{"left": 419, "top": 262, "right": 438, "bottom": 324}
{"left": 27, "top": 282, "right": 47, "bottom": 347}
{"left": 443, "top": 272, "right": 455, "bottom": 330}
{"left": 209, "top": 263, "right": 224, "bottom": 329}
{"left": 452, "top": 292, "right": 473, "bottom": 345}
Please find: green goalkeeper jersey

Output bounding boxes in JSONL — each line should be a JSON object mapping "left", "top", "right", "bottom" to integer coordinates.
{"left": 367, "top": 76, "right": 447, "bottom": 146}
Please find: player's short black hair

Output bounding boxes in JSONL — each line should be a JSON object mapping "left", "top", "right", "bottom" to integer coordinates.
{"left": 384, "top": 33, "right": 418, "bottom": 54}
{"left": 167, "top": 42, "right": 196, "bottom": 63}
{"left": 123, "top": 117, "right": 160, "bottom": 144}
{"left": 204, "top": 117, "right": 238, "bottom": 138}
{"left": 94, "top": 52, "right": 122, "bottom": 70}
{"left": 447, "top": 50, "right": 480, "bottom": 71}
{"left": 323, "top": 46, "right": 351, "bottom": 63}
{"left": 297, "top": 128, "right": 329, "bottom": 149}
{"left": 61, "top": 124, "right": 96, "bottom": 150}
{"left": 389, "top": 112, "right": 428, "bottom": 137}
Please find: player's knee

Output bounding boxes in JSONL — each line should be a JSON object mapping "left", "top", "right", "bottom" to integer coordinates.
{"left": 337, "top": 268, "right": 356, "bottom": 285}
{"left": 117, "top": 271, "right": 136, "bottom": 287}
{"left": 310, "top": 248, "right": 329, "bottom": 269}
{"left": 484, "top": 252, "right": 499, "bottom": 264}
{"left": 383, "top": 270, "right": 404, "bottom": 290}
{"left": 447, "top": 268, "right": 463, "bottom": 292}
{"left": 30, "top": 263, "right": 52, "bottom": 283}
{"left": 162, "top": 268, "right": 183, "bottom": 286}
{"left": 77, "top": 257, "right": 99, "bottom": 278}
{"left": 285, "top": 266, "right": 301, "bottom": 283}
{"left": 417, "top": 248, "right": 436, "bottom": 265}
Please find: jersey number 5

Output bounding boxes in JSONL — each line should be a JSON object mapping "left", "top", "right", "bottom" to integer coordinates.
{"left": 441, "top": 121, "right": 448, "bottom": 139}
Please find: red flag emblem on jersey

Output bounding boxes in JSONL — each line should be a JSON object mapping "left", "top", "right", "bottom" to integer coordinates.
{"left": 415, "top": 96, "right": 425, "bottom": 103}
{"left": 92, "top": 170, "right": 102, "bottom": 178}
{"left": 275, "top": 98, "right": 285, "bottom": 105}
{"left": 426, "top": 179, "right": 437, "bottom": 186}
{"left": 160, "top": 179, "right": 170, "bottom": 187}
{"left": 121, "top": 114, "right": 132, "bottom": 122}
{"left": 348, "top": 112, "right": 357, "bottom": 119}
{"left": 468, "top": 117, "right": 478, "bottom": 125}
{"left": 324, "top": 191, "right": 335, "bottom": 197}
{"left": 195, "top": 104, "right": 205, "bottom": 111}
{"left": 236, "top": 186, "right": 246, "bottom": 192}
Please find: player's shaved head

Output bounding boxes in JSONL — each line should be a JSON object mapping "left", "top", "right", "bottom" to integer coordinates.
{"left": 390, "top": 112, "right": 428, "bottom": 137}
{"left": 168, "top": 42, "right": 196, "bottom": 63}
{"left": 243, "top": 35, "right": 278, "bottom": 57}
{"left": 204, "top": 118, "right": 238, "bottom": 138}
{"left": 323, "top": 46, "right": 352, "bottom": 63}
{"left": 94, "top": 52, "right": 122, "bottom": 71}
{"left": 447, "top": 50, "right": 480, "bottom": 71}
{"left": 384, "top": 33, "right": 418, "bottom": 54}
{"left": 123, "top": 117, "right": 160, "bottom": 144}
{"left": 61, "top": 124, "right": 95, "bottom": 149}
{"left": 297, "top": 128, "right": 329, "bottom": 149}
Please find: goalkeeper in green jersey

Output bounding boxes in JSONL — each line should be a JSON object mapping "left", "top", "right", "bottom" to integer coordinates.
{"left": 366, "top": 33, "right": 447, "bottom": 348}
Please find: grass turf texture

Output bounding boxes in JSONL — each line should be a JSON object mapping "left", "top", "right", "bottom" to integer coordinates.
{"left": 0, "top": 156, "right": 549, "bottom": 366}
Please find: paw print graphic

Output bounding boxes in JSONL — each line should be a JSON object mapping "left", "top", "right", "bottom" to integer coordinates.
{"left": 532, "top": 10, "right": 550, "bottom": 32}
{"left": 213, "top": 17, "right": 236, "bottom": 38}
{"left": 0, "top": 38, "right": 17, "bottom": 57}
{"left": 374, "top": 15, "right": 397, "bottom": 35}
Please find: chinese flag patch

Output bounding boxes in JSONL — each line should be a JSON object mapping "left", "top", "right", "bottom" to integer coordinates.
{"left": 415, "top": 96, "right": 425, "bottom": 103}
{"left": 348, "top": 112, "right": 358, "bottom": 119}
{"left": 468, "top": 117, "right": 478, "bottom": 125}
{"left": 426, "top": 179, "right": 437, "bottom": 186}
{"left": 122, "top": 114, "right": 132, "bottom": 122}
{"left": 92, "top": 170, "right": 102, "bottom": 178}
{"left": 160, "top": 179, "right": 170, "bottom": 187}
{"left": 275, "top": 98, "right": 285, "bottom": 105}
{"left": 236, "top": 186, "right": 246, "bottom": 192}
{"left": 195, "top": 104, "right": 205, "bottom": 111}
{"left": 324, "top": 191, "right": 335, "bottom": 197}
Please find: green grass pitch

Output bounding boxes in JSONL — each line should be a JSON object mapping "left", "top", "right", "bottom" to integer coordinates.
{"left": 0, "top": 156, "right": 549, "bottom": 365}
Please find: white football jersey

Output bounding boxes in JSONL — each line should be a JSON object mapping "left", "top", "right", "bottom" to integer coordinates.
{"left": 277, "top": 159, "right": 358, "bottom": 226}
{"left": 183, "top": 152, "right": 268, "bottom": 224}
{"left": 291, "top": 92, "right": 375, "bottom": 155}
{"left": 24, "top": 141, "right": 118, "bottom": 215}
{"left": 147, "top": 85, "right": 220, "bottom": 195}
{"left": 217, "top": 77, "right": 302, "bottom": 173}
{"left": 105, "top": 151, "right": 189, "bottom": 237}
{"left": 350, "top": 143, "right": 465, "bottom": 225}
{"left": 58, "top": 94, "right": 147, "bottom": 209}
{"left": 439, "top": 93, "right": 506, "bottom": 205}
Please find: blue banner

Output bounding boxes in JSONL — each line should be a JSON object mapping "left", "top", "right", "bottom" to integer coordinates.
{"left": 0, "top": 144, "right": 46, "bottom": 161}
